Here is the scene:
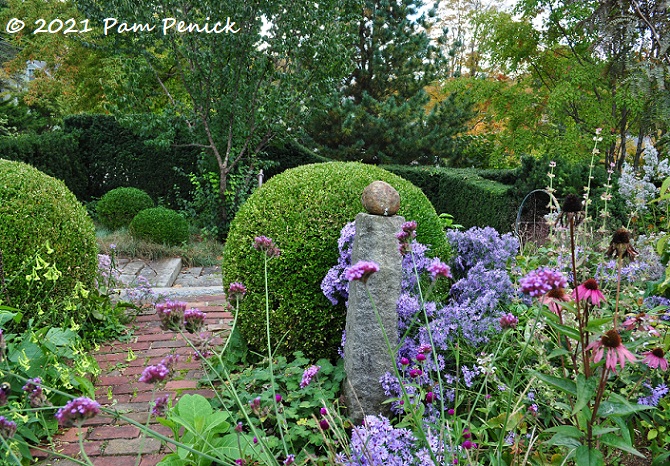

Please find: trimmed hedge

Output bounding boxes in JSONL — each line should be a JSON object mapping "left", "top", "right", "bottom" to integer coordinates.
{"left": 96, "top": 187, "right": 155, "bottom": 230}
{"left": 385, "top": 165, "right": 518, "bottom": 232}
{"left": 129, "top": 207, "right": 190, "bottom": 246}
{"left": 0, "top": 159, "right": 97, "bottom": 312}
{"left": 0, "top": 132, "right": 87, "bottom": 199}
{"left": 222, "top": 162, "right": 448, "bottom": 361}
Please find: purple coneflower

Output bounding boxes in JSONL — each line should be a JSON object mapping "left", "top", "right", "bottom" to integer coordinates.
{"left": 587, "top": 330, "right": 636, "bottom": 372}
{"left": 572, "top": 279, "right": 606, "bottom": 307}
{"left": 642, "top": 348, "right": 668, "bottom": 371}
{"left": 539, "top": 287, "right": 571, "bottom": 315}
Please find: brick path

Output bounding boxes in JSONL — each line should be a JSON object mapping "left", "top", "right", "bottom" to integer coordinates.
{"left": 33, "top": 295, "right": 233, "bottom": 466}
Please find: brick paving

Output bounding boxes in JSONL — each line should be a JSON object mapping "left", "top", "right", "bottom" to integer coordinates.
{"left": 33, "top": 295, "right": 233, "bottom": 466}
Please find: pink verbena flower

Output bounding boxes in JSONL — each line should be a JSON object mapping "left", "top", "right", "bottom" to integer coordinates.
{"left": 156, "top": 300, "right": 187, "bottom": 331}
{"left": 573, "top": 279, "right": 606, "bottom": 306}
{"left": 642, "top": 348, "right": 668, "bottom": 371}
{"left": 519, "top": 267, "right": 567, "bottom": 297}
{"left": 587, "top": 330, "right": 636, "bottom": 373}
{"left": 152, "top": 394, "right": 170, "bottom": 417}
{"left": 55, "top": 397, "right": 101, "bottom": 427}
{"left": 397, "top": 221, "right": 418, "bottom": 255}
{"left": 427, "top": 258, "right": 451, "bottom": 280}
{"left": 344, "top": 261, "right": 379, "bottom": 283}
{"left": 499, "top": 313, "right": 518, "bottom": 329}
{"left": 22, "top": 377, "right": 48, "bottom": 408}
{"left": 228, "top": 282, "right": 247, "bottom": 299}
{"left": 300, "top": 365, "right": 321, "bottom": 388}
{"left": 184, "top": 308, "right": 206, "bottom": 333}
{"left": 139, "top": 364, "right": 170, "bottom": 384}
{"left": 253, "top": 236, "right": 281, "bottom": 258}
{"left": 0, "top": 416, "right": 17, "bottom": 439}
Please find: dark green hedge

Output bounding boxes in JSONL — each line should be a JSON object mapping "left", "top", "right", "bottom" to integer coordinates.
{"left": 385, "top": 165, "right": 518, "bottom": 232}
{"left": 62, "top": 115, "right": 200, "bottom": 204}
{"left": 262, "top": 140, "right": 331, "bottom": 181}
{"left": 0, "top": 132, "right": 88, "bottom": 199}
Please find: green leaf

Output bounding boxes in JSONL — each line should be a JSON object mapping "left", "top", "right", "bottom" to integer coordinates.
{"left": 547, "top": 347, "right": 570, "bottom": 359}
{"left": 597, "top": 393, "right": 654, "bottom": 417}
{"left": 546, "top": 433, "right": 582, "bottom": 448}
{"left": 72, "top": 375, "right": 96, "bottom": 399}
{"left": 600, "top": 433, "right": 645, "bottom": 458}
{"left": 530, "top": 371, "right": 577, "bottom": 396}
{"left": 574, "top": 445, "right": 605, "bottom": 466}
{"left": 157, "top": 453, "right": 188, "bottom": 466}
{"left": 652, "top": 451, "right": 670, "bottom": 466}
{"left": 572, "top": 374, "right": 597, "bottom": 416}
{"left": 585, "top": 317, "right": 611, "bottom": 333}
{"left": 175, "top": 394, "right": 213, "bottom": 428}
{"left": 544, "top": 319, "right": 581, "bottom": 340}
{"left": 544, "top": 425, "right": 584, "bottom": 439}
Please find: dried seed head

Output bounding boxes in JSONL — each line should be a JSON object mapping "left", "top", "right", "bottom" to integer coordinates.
{"left": 601, "top": 329, "right": 622, "bottom": 348}
{"left": 612, "top": 228, "right": 631, "bottom": 245}
{"left": 562, "top": 194, "right": 583, "bottom": 213}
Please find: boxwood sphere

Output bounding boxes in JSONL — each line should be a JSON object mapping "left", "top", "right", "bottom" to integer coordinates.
{"left": 222, "top": 162, "right": 448, "bottom": 361}
{"left": 96, "top": 187, "right": 154, "bottom": 230}
{"left": 129, "top": 207, "right": 189, "bottom": 246}
{"left": 0, "top": 159, "right": 97, "bottom": 311}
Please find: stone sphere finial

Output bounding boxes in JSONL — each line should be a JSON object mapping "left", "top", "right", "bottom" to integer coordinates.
{"left": 361, "top": 181, "right": 400, "bottom": 216}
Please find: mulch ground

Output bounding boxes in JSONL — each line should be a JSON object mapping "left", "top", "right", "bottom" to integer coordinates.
{"left": 32, "top": 295, "right": 233, "bottom": 466}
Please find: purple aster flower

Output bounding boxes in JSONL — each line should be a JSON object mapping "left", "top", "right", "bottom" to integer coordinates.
{"left": 519, "top": 267, "right": 568, "bottom": 297}
{"left": 0, "top": 416, "right": 17, "bottom": 439}
{"left": 427, "top": 258, "right": 452, "bottom": 280}
{"left": 638, "top": 383, "right": 669, "bottom": 406}
{"left": 228, "top": 282, "right": 247, "bottom": 300}
{"left": 55, "top": 397, "right": 101, "bottom": 427}
{"left": 300, "top": 365, "right": 321, "bottom": 388}
{"left": 344, "top": 261, "right": 379, "bottom": 283}
{"left": 253, "top": 236, "right": 281, "bottom": 258}
{"left": 184, "top": 308, "right": 206, "bottom": 333}
{"left": 0, "top": 382, "right": 10, "bottom": 406}
{"left": 139, "top": 364, "right": 170, "bottom": 384}
{"left": 528, "top": 404, "right": 539, "bottom": 416}
{"left": 347, "top": 415, "right": 416, "bottom": 465}
{"left": 152, "top": 394, "right": 170, "bottom": 417}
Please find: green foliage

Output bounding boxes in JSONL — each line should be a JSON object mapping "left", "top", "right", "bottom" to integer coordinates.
{"left": 305, "top": 0, "right": 473, "bottom": 165}
{"left": 385, "top": 165, "right": 518, "bottom": 232}
{"left": 63, "top": 114, "right": 200, "bottom": 204}
{"left": 222, "top": 162, "right": 447, "bottom": 360}
{"left": 0, "top": 159, "right": 97, "bottom": 312}
{"left": 96, "top": 187, "right": 155, "bottom": 230}
{"left": 0, "top": 308, "right": 102, "bottom": 462}
{"left": 0, "top": 131, "right": 87, "bottom": 199}
{"left": 129, "top": 207, "right": 189, "bottom": 247}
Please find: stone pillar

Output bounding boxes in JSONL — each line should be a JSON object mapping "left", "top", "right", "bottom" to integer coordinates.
{"left": 343, "top": 181, "right": 403, "bottom": 425}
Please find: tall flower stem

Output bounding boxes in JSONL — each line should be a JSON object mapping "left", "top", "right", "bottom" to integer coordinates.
{"left": 77, "top": 424, "right": 95, "bottom": 466}
{"left": 569, "top": 217, "right": 591, "bottom": 378}
{"left": 614, "top": 252, "right": 624, "bottom": 327}
{"left": 134, "top": 385, "right": 157, "bottom": 466}
{"left": 0, "top": 432, "right": 24, "bottom": 466}
{"left": 263, "top": 254, "right": 289, "bottom": 458}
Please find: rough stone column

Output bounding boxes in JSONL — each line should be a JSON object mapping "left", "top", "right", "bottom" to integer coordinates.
{"left": 343, "top": 186, "right": 404, "bottom": 424}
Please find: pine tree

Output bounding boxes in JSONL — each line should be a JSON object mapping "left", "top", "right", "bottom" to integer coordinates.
{"left": 305, "top": 0, "right": 473, "bottom": 165}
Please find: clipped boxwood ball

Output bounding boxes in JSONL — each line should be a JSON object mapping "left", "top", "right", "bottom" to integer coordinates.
{"left": 222, "top": 162, "right": 448, "bottom": 361}
{"left": 0, "top": 159, "right": 97, "bottom": 312}
{"left": 129, "top": 207, "right": 189, "bottom": 246}
{"left": 96, "top": 187, "right": 154, "bottom": 230}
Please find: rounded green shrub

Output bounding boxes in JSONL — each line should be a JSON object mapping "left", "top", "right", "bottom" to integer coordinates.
{"left": 129, "top": 207, "right": 189, "bottom": 246}
{"left": 222, "top": 162, "right": 448, "bottom": 361}
{"left": 96, "top": 187, "right": 154, "bottom": 230}
{"left": 0, "top": 159, "right": 97, "bottom": 311}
